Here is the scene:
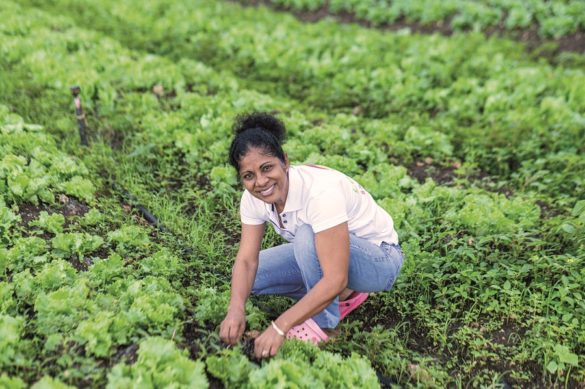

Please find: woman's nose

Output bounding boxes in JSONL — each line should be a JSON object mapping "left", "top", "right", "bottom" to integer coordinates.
{"left": 256, "top": 173, "right": 269, "bottom": 187}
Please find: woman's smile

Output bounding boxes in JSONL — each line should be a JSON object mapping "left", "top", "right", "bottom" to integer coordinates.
{"left": 259, "top": 184, "right": 276, "bottom": 197}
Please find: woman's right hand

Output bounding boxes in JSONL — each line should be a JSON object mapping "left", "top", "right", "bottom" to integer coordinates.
{"left": 219, "top": 308, "right": 246, "bottom": 345}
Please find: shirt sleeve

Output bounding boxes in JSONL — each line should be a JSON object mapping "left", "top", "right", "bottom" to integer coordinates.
{"left": 306, "top": 185, "right": 349, "bottom": 233}
{"left": 240, "top": 191, "right": 267, "bottom": 225}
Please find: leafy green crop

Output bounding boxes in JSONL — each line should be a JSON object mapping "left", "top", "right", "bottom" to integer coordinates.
{"left": 1, "top": 0, "right": 584, "bottom": 386}
{"left": 0, "top": 374, "right": 26, "bottom": 389}
{"left": 194, "top": 287, "right": 266, "bottom": 330}
{"left": 51, "top": 232, "right": 104, "bottom": 260}
{"left": 107, "top": 225, "right": 151, "bottom": 255}
{"left": 447, "top": 193, "right": 540, "bottom": 236}
{"left": 0, "top": 198, "right": 19, "bottom": 243}
{"left": 0, "top": 107, "right": 95, "bottom": 205}
{"left": 30, "top": 211, "right": 65, "bottom": 235}
{"left": 248, "top": 341, "right": 380, "bottom": 389}
{"left": 139, "top": 249, "right": 184, "bottom": 279}
{"left": 206, "top": 347, "right": 257, "bottom": 388}
{"left": 34, "top": 279, "right": 93, "bottom": 336}
{"left": 74, "top": 311, "right": 116, "bottom": 357}
{"left": 0, "top": 314, "right": 23, "bottom": 367}
{"left": 30, "top": 376, "right": 75, "bottom": 389}
{"left": 206, "top": 341, "right": 380, "bottom": 388}
{"left": 107, "top": 337, "right": 208, "bottom": 388}
{"left": 6, "top": 236, "right": 48, "bottom": 273}
{"left": 257, "top": 0, "right": 585, "bottom": 38}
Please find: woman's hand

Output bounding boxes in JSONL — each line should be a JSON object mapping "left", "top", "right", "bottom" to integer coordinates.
{"left": 254, "top": 324, "right": 285, "bottom": 359}
{"left": 219, "top": 308, "right": 246, "bottom": 345}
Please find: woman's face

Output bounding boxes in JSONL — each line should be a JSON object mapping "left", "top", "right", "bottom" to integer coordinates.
{"left": 238, "top": 147, "right": 289, "bottom": 211}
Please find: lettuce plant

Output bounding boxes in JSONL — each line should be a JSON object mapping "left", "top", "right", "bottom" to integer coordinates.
{"left": 106, "top": 337, "right": 208, "bottom": 388}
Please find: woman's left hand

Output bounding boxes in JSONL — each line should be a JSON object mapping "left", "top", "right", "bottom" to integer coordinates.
{"left": 254, "top": 324, "right": 285, "bottom": 359}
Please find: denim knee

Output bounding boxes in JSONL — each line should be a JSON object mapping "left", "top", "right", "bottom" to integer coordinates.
{"left": 293, "top": 224, "right": 317, "bottom": 265}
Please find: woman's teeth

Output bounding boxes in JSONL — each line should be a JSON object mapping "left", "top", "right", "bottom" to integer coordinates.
{"left": 261, "top": 185, "right": 275, "bottom": 196}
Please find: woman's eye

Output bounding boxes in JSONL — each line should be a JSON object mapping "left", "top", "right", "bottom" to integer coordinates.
{"left": 262, "top": 165, "right": 272, "bottom": 172}
{"left": 242, "top": 173, "right": 253, "bottom": 181}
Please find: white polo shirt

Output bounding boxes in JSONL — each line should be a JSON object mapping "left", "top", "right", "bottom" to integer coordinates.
{"left": 240, "top": 164, "right": 398, "bottom": 246}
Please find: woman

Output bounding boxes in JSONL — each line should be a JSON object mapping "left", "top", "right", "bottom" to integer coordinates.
{"left": 219, "top": 112, "right": 404, "bottom": 359}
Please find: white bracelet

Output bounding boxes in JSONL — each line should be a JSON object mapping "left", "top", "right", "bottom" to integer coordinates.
{"left": 271, "top": 321, "right": 285, "bottom": 336}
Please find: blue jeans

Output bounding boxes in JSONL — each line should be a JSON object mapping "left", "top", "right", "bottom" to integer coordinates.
{"left": 251, "top": 224, "right": 404, "bottom": 328}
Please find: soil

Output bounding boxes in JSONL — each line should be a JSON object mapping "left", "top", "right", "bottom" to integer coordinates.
{"left": 488, "top": 319, "right": 525, "bottom": 347}
{"left": 69, "top": 255, "right": 94, "bottom": 272}
{"left": 58, "top": 194, "right": 89, "bottom": 218}
{"left": 110, "top": 343, "right": 139, "bottom": 366}
{"left": 535, "top": 199, "right": 562, "bottom": 218}
{"left": 180, "top": 317, "right": 234, "bottom": 387}
{"left": 17, "top": 202, "right": 53, "bottom": 226}
{"left": 235, "top": 0, "right": 585, "bottom": 57}
{"left": 102, "top": 126, "right": 126, "bottom": 151}
{"left": 17, "top": 195, "right": 89, "bottom": 231}
{"left": 407, "top": 158, "right": 458, "bottom": 185}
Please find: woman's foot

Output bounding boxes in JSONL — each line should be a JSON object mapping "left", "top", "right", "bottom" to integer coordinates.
{"left": 339, "top": 288, "right": 354, "bottom": 301}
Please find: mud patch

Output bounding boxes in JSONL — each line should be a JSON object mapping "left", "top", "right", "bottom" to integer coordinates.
{"left": 488, "top": 320, "right": 525, "bottom": 347}
{"left": 180, "top": 318, "right": 220, "bottom": 360}
{"left": 407, "top": 158, "right": 458, "bottom": 185}
{"left": 58, "top": 194, "right": 89, "bottom": 217}
{"left": 535, "top": 200, "right": 562, "bottom": 219}
{"left": 17, "top": 203, "right": 53, "bottom": 226}
{"left": 111, "top": 343, "right": 139, "bottom": 366}
{"left": 102, "top": 126, "right": 126, "bottom": 151}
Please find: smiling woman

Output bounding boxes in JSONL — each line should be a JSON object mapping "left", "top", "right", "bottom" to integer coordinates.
{"left": 219, "top": 112, "right": 405, "bottom": 359}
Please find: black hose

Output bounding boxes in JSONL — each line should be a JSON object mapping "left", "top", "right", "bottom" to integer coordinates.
{"left": 111, "top": 182, "right": 170, "bottom": 233}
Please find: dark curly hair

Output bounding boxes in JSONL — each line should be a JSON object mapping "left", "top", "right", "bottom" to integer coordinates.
{"left": 228, "top": 112, "right": 287, "bottom": 171}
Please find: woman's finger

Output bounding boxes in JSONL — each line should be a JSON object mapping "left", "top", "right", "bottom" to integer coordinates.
{"left": 254, "top": 337, "right": 267, "bottom": 359}
{"left": 219, "top": 322, "right": 228, "bottom": 343}
{"left": 230, "top": 324, "right": 240, "bottom": 344}
{"left": 221, "top": 321, "right": 235, "bottom": 345}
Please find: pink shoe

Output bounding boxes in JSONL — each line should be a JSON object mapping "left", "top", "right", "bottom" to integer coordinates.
{"left": 286, "top": 318, "right": 329, "bottom": 345}
{"left": 339, "top": 292, "right": 369, "bottom": 320}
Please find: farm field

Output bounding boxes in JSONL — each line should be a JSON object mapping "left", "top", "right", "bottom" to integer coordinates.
{"left": 1, "top": 0, "right": 584, "bottom": 387}
{"left": 240, "top": 0, "right": 585, "bottom": 40}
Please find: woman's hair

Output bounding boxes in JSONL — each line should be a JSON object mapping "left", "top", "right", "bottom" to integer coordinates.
{"left": 228, "top": 112, "right": 287, "bottom": 171}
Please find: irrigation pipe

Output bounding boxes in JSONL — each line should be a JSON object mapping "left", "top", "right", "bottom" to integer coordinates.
{"left": 70, "top": 85, "right": 89, "bottom": 146}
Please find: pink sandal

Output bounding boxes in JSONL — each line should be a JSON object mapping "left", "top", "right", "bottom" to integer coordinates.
{"left": 339, "top": 292, "right": 369, "bottom": 320}
{"left": 286, "top": 318, "right": 329, "bottom": 344}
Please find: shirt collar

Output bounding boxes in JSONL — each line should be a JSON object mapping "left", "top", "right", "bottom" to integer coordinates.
{"left": 267, "top": 165, "right": 303, "bottom": 214}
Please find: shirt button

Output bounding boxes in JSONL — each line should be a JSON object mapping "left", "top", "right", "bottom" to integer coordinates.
{"left": 283, "top": 220, "right": 287, "bottom": 223}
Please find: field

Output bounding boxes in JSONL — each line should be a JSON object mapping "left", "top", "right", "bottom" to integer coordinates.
{"left": 0, "top": 0, "right": 584, "bottom": 387}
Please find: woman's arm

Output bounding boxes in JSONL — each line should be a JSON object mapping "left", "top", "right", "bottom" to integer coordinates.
{"left": 220, "top": 223, "right": 265, "bottom": 345}
{"left": 275, "top": 222, "right": 350, "bottom": 332}
{"left": 253, "top": 222, "right": 349, "bottom": 358}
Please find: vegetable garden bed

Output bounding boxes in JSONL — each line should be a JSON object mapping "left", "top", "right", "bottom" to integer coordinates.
{"left": 1, "top": 0, "right": 583, "bottom": 387}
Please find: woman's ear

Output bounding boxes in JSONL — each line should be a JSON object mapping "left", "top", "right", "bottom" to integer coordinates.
{"left": 284, "top": 153, "right": 290, "bottom": 171}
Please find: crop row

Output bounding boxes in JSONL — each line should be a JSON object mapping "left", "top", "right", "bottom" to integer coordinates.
{"left": 0, "top": 3, "right": 386, "bottom": 387}
{"left": 20, "top": 0, "right": 585, "bottom": 198}
{"left": 247, "top": 0, "right": 585, "bottom": 38}
{"left": 0, "top": 107, "right": 384, "bottom": 387}
{"left": 2, "top": 0, "right": 585, "bottom": 386}
{"left": 0, "top": 12, "right": 384, "bottom": 389}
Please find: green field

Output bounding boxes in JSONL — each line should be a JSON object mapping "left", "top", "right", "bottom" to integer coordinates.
{"left": 1, "top": 0, "right": 584, "bottom": 387}
{"left": 245, "top": 0, "right": 585, "bottom": 38}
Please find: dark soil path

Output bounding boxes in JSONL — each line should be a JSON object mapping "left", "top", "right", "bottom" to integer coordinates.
{"left": 235, "top": 0, "right": 585, "bottom": 58}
